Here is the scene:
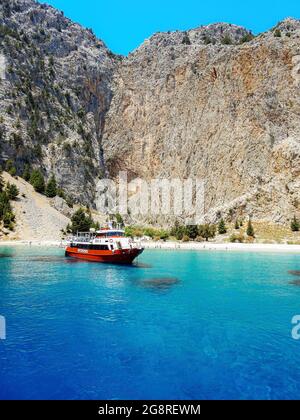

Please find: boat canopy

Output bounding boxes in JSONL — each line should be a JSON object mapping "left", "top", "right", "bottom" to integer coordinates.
{"left": 96, "top": 230, "right": 125, "bottom": 237}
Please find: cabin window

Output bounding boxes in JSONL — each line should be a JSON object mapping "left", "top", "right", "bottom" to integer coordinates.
{"left": 90, "top": 245, "right": 109, "bottom": 250}
{"left": 106, "top": 232, "right": 124, "bottom": 237}
{"left": 71, "top": 244, "right": 109, "bottom": 250}
{"left": 96, "top": 231, "right": 124, "bottom": 238}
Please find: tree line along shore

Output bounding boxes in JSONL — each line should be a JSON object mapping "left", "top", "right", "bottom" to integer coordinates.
{"left": 1, "top": 167, "right": 300, "bottom": 245}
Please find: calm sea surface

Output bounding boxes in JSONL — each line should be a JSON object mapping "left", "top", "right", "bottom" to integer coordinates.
{"left": 1, "top": 246, "right": 300, "bottom": 400}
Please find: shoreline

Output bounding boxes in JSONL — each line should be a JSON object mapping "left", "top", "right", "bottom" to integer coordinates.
{"left": 142, "top": 241, "right": 300, "bottom": 253}
{"left": 0, "top": 240, "right": 64, "bottom": 247}
{"left": 1, "top": 239, "right": 300, "bottom": 253}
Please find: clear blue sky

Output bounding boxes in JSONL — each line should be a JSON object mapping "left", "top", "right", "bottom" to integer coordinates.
{"left": 41, "top": 0, "right": 300, "bottom": 55}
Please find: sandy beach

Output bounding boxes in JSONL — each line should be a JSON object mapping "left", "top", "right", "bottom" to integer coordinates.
{"left": 142, "top": 241, "right": 300, "bottom": 253}
{"left": 1, "top": 239, "right": 300, "bottom": 253}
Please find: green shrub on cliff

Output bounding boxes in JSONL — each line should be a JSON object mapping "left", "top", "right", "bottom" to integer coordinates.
{"left": 5, "top": 183, "right": 19, "bottom": 200}
{"left": 247, "top": 219, "right": 255, "bottom": 237}
{"left": 291, "top": 216, "right": 300, "bottom": 232}
{"left": 170, "top": 222, "right": 185, "bottom": 240}
{"left": 218, "top": 218, "right": 227, "bottom": 235}
{"left": 0, "top": 190, "right": 15, "bottom": 231}
{"left": 185, "top": 225, "right": 198, "bottom": 240}
{"left": 198, "top": 224, "right": 216, "bottom": 242}
{"left": 22, "top": 164, "right": 31, "bottom": 182}
{"left": 5, "top": 160, "right": 16, "bottom": 176}
{"left": 221, "top": 35, "right": 232, "bottom": 45}
{"left": 30, "top": 169, "right": 45, "bottom": 193}
{"left": 3, "top": 211, "right": 15, "bottom": 230}
{"left": 115, "top": 213, "right": 124, "bottom": 226}
{"left": 125, "top": 226, "right": 169, "bottom": 240}
{"left": 240, "top": 33, "right": 254, "bottom": 43}
{"left": 274, "top": 29, "right": 282, "bottom": 37}
{"left": 182, "top": 33, "right": 191, "bottom": 45}
{"left": 45, "top": 175, "right": 57, "bottom": 198}
{"left": 125, "top": 226, "right": 143, "bottom": 238}
{"left": 0, "top": 169, "right": 16, "bottom": 231}
{"left": 230, "top": 233, "right": 245, "bottom": 243}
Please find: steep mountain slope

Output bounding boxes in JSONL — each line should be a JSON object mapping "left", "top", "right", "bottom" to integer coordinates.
{"left": 1, "top": 172, "right": 107, "bottom": 241}
{"left": 1, "top": 172, "right": 70, "bottom": 240}
{"left": 1, "top": 0, "right": 300, "bottom": 225}
{"left": 0, "top": 0, "right": 116, "bottom": 205}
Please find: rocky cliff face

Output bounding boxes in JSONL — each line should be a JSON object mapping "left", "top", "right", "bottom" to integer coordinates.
{"left": 0, "top": 0, "right": 116, "bottom": 204}
{"left": 1, "top": 0, "right": 300, "bottom": 224}
{"left": 103, "top": 18, "right": 300, "bottom": 224}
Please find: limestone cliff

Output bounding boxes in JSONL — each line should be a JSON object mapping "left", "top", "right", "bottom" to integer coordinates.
{"left": 102, "top": 19, "right": 300, "bottom": 224}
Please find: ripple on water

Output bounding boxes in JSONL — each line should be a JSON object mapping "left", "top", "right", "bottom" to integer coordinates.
{"left": 25, "top": 256, "right": 65, "bottom": 263}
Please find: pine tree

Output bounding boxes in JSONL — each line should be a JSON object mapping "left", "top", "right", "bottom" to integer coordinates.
{"left": 22, "top": 164, "right": 31, "bottom": 182}
{"left": 274, "top": 28, "right": 282, "bottom": 37}
{"left": 70, "top": 208, "right": 94, "bottom": 234}
{"left": 92, "top": 221, "right": 100, "bottom": 231}
{"left": 221, "top": 34, "right": 233, "bottom": 45}
{"left": 3, "top": 211, "right": 15, "bottom": 230}
{"left": 291, "top": 216, "right": 300, "bottom": 232}
{"left": 56, "top": 187, "right": 66, "bottom": 199}
{"left": 0, "top": 191, "right": 12, "bottom": 223}
{"left": 247, "top": 219, "right": 255, "bottom": 237}
{"left": 115, "top": 213, "right": 124, "bottom": 226}
{"left": 182, "top": 32, "right": 191, "bottom": 45}
{"left": 5, "top": 159, "right": 16, "bottom": 176}
{"left": 45, "top": 175, "right": 57, "bottom": 198}
{"left": 6, "top": 183, "right": 19, "bottom": 200}
{"left": 218, "top": 218, "right": 227, "bottom": 234}
{"left": 170, "top": 221, "right": 185, "bottom": 240}
{"left": 0, "top": 171, "right": 4, "bottom": 193}
{"left": 30, "top": 169, "right": 45, "bottom": 193}
{"left": 185, "top": 225, "right": 198, "bottom": 239}
{"left": 198, "top": 224, "right": 216, "bottom": 242}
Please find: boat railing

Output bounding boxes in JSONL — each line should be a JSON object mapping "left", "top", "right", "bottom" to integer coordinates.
{"left": 131, "top": 239, "right": 143, "bottom": 249}
{"left": 66, "top": 232, "right": 96, "bottom": 243}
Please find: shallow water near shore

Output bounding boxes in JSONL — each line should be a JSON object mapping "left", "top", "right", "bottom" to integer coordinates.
{"left": 1, "top": 246, "right": 300, "bottom": 400}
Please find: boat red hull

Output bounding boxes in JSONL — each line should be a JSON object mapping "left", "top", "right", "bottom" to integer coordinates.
{"left": 65, "top": 247, "right": 144, "bottom": 264}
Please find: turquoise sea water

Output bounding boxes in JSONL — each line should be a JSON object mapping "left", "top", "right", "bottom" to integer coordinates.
{"left": 1, "top": 246, "right": 300, "bottom": 400}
